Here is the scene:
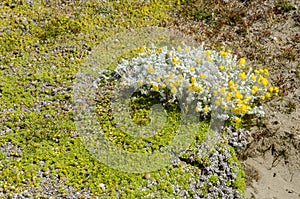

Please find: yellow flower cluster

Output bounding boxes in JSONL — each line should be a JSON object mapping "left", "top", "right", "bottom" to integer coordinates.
{"left": 172, "top": 56, "right": 180, "bottom": 65}
{"left": 249, "top": 68, "right": 279, "bottom": 98}
{"left": 239, "top": 72, "right": 246, "bottom": 80}
{"left": 147, "top": 64, "right": 156, "bottom": 73}
{"left": 187, "top": 76, "right": 203, "bottom": 93}
{"left": 220, "top": 50, "right": 229, "bottom": 58}
{"left": 117, "top": 44, "right": 280, "bottom": 126}
{"left": 239, "top": 58, "right": 246, "bottom": 65}
{"left": 209, "top": 58, "right": 280, "bottom": 120}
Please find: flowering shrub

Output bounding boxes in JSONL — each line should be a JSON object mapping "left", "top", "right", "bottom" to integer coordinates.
{"left": 116, "top": 43, "right": 279, "bottom": 124}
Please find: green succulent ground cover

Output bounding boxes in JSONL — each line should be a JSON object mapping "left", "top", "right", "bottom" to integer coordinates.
{"left": 0, "top": 0, "right": 246, "bottom": 198}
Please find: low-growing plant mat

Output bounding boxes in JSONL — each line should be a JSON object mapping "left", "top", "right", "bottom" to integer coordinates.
{"left": 0, "top": 0, "right": 247, "bottom": 198}
{"left": 0, "top": 0, "right": 299, "bottom": 198}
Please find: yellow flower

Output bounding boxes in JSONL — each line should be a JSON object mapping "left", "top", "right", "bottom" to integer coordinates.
{"left": 206, "top": 56, "right": 212, "bottom": 62}
{"left": 230, "top": 87, "right": 237, "bottom": 92}
{"left": 140, "top": 46, "right": 146, "bottom": 53}
{"left": 232, "top": 106, "right": 242, "bottom": 114}
{"left": 254, "top": 69, "right": 259, "bottom": 74}
{"left": 156, "top": 47, "right": 162, "bottom": 54}
{"left": 172, "top": 56, "right": 180, "bottom": 65}
{"left": 264, "top": 68, "right": 269, "bottom": 76}
{"left": 221, "top": 87, "right": 226, "bottom": 94}
{"left": 147, "top": 65, "right": 156, "bottom": 73}
{"left": 262, "top": 78, "right": 268, "bottom": 87}
{"left": 191, "top": 77, "right": 196, "bottom": 84}
{"left": 184, "top": 48, "right": 189, "bottom": 53}
{"left": 251, "top": 86, "right": 258, "bottom": 94}
{"left": 239, "top": 58, "right": 246, "bottom": 65}
{"left": 215, "top": 98, "right": 222, "bottom": 106}
{"left": 169, "top": 72, "right": 174, "bottom": 79}
{"left": 178, "top": 74, "right": 183, "bottom": 80}
{"left": 193, "top": 85, "right": 202, "bottom": 92}
{"left": 259, "top": 68, "right": 264, "bottom": 73}
{"left": 220, "top": 51, "right": 228, "bottom": 57}
{"left": 195, "top": 57, "right": 200, "bottom": 63}
{"left": 171, "top": 88, "right": 176, "bottom": 94}
{"left": 246, "top": 105, "right": 252, "bottom": 111}
{"left": 240, "top": 104, "right": 248, "bottom": 114}
{"left": 199, "top": 73, "right": 206, "bottom": 79}
{"left": 239, "top": 72, "right": 246, "bottom": 80}
{"left": 245, "top": 95, "right": 251, "bottom": 102}
{"left": 152, "top": 84, "right": 159, "bottom": 91}
{"left": 146, "top": 48, "right": 152, "bottom": 54}
{"left": 161, "top": 83, "right": 166, "bottom": 89}
{"left": 177, "top": 46, "right": 182, "bottom": 52}
{"left": 232, "top": 107, "right": 238, "bottom": 114}
{"left": 234, "top": 117, "right": 242, "bottom": 124}
{"left": 203, "top": 106, "right": 209, "bottom": 112}
{"left": 175, "top": 80, "right": 182, "bottom": 86}
{"left": 265, "top": 92, "right": 271, "bottom": 99}
{"left": 236, "top": 99, "right": 243, "bottom": 105}
{"left": 257, "top": 75, "right": 264, "bottom": 84}
{"left": 219, "top": 65, "right": 225, "bottom": 70}
{"left": 206, "top": 50, "right": 211, "bottom": 56}
{"left": 251, "top": 75, "right": 257, "bottom": 81}
{"left": 273, "top": 87, "right": 279, "bottom": 96}
{"left": 261, "top": 96, "right": 265, "bottom": 100}
{"left": 226, "top": 93, "right": 232, "bottom": 101}
{"left": 235, "top": 91, "right": 243, "bottom": 99}
{"left": 155, "top": 77, "right": 161, "bottom": 82}
{"left": 137, "top": 80, "right": 143, "bottom": 86}
{"left": 269, "top": 86, "right": 274, "bottom": 92}
{"left": 228, "top": 80, "right": 234, "bottom": 87}
{"left": 190, "top": 66, "right": 195, "bottom": 71}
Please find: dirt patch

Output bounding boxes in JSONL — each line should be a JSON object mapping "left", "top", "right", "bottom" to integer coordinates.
{"left": 245, "top": 150, "right": 300, "bottom": 199}
{"left": 240, "top": 92, "right": 300, "bottom": 199}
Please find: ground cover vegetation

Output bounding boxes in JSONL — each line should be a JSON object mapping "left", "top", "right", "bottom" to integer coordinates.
{"left": 1, "top": 0, "right": 297, "bottom": 198}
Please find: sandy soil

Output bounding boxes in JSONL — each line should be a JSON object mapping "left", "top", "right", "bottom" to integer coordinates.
{"left": 241, "top": 90, "right": 300, "bottom": 199}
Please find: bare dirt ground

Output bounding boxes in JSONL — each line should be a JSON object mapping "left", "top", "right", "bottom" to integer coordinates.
{"left": 166, "top": 0, "right": 300, "bottom": 198}
{"left": 241, "top": 92, "right": 300, "bottom": 199}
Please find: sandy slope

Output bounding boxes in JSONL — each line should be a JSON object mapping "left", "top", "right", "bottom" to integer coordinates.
{"left": 242, "top": 89, "right": 300, "bottom": 199}
{"left": 245, "top": 152, "right": 300, "bottom": 199}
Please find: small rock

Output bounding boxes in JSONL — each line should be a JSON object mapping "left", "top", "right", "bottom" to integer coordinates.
{"left": 144, "top": 173, "right": 151, "bottom": 179}
{"left": 99, "top": 183, "right": 105, "bottom": 190}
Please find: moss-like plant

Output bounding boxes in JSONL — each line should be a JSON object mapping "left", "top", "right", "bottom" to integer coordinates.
{"left": 228, "top": 146, "right": 246, "bottom": 196}
{"left": 208, "top": 175, "right": 219, "bottom": 184}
